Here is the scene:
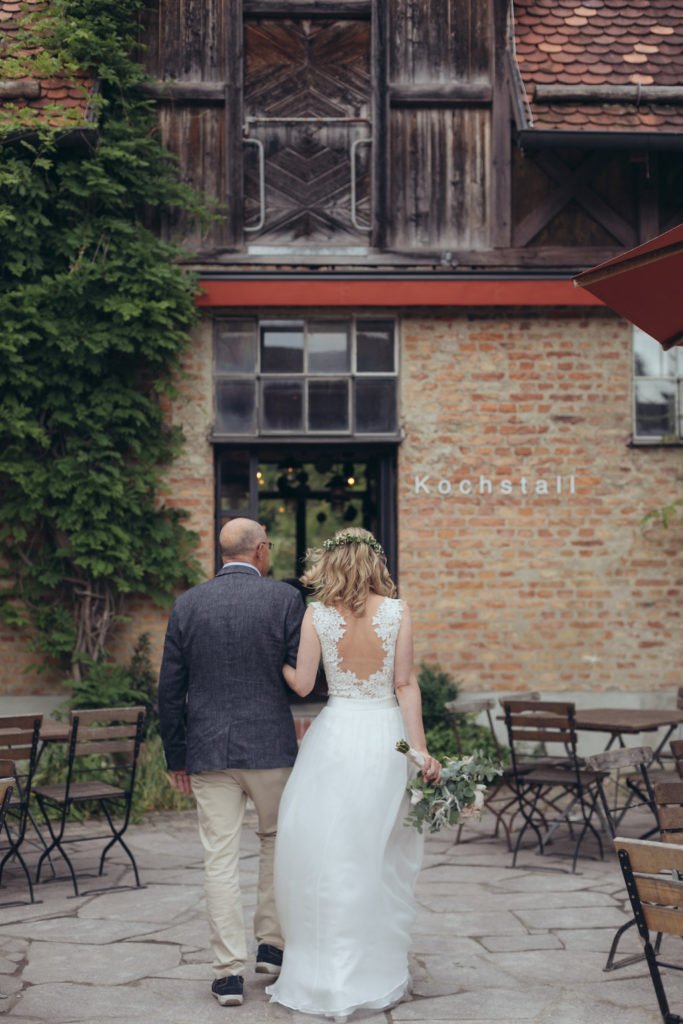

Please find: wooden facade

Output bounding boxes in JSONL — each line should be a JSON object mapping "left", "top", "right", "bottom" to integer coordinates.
{"left": 138, "top": 0, "right": 683, "bottom": 268}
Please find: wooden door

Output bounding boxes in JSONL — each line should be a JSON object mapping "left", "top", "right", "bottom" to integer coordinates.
{"left": 243, "top": 18, "right": 372, "bottom": 248}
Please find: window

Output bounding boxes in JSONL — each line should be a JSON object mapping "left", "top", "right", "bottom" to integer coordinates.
{"left": 633, "top": 327, "right": 683, "bottom": 443}
{"left": 214, "top": 317, "right": 398, "bottom": 437}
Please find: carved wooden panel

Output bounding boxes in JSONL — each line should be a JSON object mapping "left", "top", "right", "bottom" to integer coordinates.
{"left": 389, "top": 0, "right": 492, "bottom": 84}
{"left": 243, "top": 18, "right": 372, "bottom": 245}
{"left": 389, "top": 108, "right": 491, "bottom": 250}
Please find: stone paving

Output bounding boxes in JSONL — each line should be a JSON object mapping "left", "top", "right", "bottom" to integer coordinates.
{"left": 0, "top": 807, "right": 673, "bottom": 1024}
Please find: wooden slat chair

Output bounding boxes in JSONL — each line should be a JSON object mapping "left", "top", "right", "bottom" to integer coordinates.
{"left": 614, "top": 837, "right": 683, "bottom": 1024}
{"left": 33, "top": 706, "right": 145, "bottom": 897}
{"left": 0, "top": 715, "right": 42, "bottom": 904}
{"left": 644, "top": 740, "right": 683, "bottom": 789}
{"left": 584, "top": 746, "right": 658, "bottom": 971}
{"left": 503, "top": 700, "right": 606, "bottom": 872}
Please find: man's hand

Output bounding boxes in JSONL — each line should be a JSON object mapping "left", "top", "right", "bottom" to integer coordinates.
{"left": 168, "top": 769, "right": 193, "bottom": 795}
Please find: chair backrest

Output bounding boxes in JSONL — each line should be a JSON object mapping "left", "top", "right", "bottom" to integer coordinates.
{"left": 70, "top": 706, "right": 145, "bottom": 758}
{"left": 614, "top": 837, "right": 683, "bottom": 939}
{"left": 676, "top": 686, "right": 683, "bottom": 712}
{"left": 671, "top": 739, "right": 683, "bottom": 777}
{"left": 586, "top": 746, "right": 654, "bottom": 839}
{"left": 0, "top": 714, "right": 42, "bottom": 765}
{"left": 653, "top": 780, "right": 683, "bottom": 845}
{"left": 502, "top": 700, "right": 579, "bottom": 775}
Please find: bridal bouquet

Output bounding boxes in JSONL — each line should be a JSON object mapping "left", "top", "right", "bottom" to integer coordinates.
{"left": 396, "top": 740, "right": 503, "bottom": 834}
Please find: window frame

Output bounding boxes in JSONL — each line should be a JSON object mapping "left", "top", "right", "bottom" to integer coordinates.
{"left": 212, "top": 314, "right": 399, "bottom": 439}
{"left": 632, "top": 327, "right": 683, "bottom": 445}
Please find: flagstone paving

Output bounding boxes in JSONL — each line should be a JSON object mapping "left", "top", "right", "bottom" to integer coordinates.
{"left": 0, "top": 810, "right": 671, "bottom": 1023}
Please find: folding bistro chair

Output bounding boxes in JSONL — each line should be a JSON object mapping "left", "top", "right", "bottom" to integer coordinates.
{"left": 33, "top": 706, "right": 145, "bottom": 897}
{"left": 503, "top": 700, "right": 605, "bottom": 872}
{"left": 615, "top": 837, "right": 683, "bottom": 1024}
{"left": 584, "top": 746, "right": 659, "bottom": 971}
{"left": 0, "top": 715, "right": 42, "bottom": 904}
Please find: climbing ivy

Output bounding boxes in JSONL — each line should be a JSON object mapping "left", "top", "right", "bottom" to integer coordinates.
{"left": 0, "top": 0, "right": 208, "bottom": 680}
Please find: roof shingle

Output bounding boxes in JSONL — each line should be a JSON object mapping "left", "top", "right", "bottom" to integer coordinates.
{"left": 513, "top": 0, "right": 683, "bottom": 133}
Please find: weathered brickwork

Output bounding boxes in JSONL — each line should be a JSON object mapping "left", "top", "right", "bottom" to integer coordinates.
{"left": 398, "top": 309, "right": 683, "bottom": 694}
{"left": 3, "top": 308, "right": 682, "bottom": 702}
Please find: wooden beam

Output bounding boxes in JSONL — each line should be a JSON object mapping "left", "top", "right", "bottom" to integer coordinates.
{"left": 535, "top": 85, "right": 683, "bottom": 104}
{"left": 491, "top": 0, "right": 511, "bottom": 248}
{"left": 243, "top": 0, "right": 371, "bottom": 15}
{"left": 373, "top": 0, "right": 389, "bottom": 250}
{"left": 389, "top": 83, "right": 492, "bottom": 108}
{"left": 138, "top": 81, "right": 226, "bottom": 103}
{"left": 196, "top": 277, "right": 606, "bottom": 308}
{"left": 0, "top": 80, "right": 41, "bottom": 100}
{"left": 226, "top": 1, "right": 245, "bottom": 248}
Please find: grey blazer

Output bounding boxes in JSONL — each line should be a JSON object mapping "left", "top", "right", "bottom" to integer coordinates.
{"left": 158, "top": 565, "right": 305, "bottom": 774}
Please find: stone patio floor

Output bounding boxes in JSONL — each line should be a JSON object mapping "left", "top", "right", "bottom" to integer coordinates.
{"left": 0, "top": 807, "right": 674, "bottom": 1024}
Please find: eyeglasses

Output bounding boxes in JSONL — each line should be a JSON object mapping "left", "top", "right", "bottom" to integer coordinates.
{"left": 258, "top": 540, "right": 273, "bottom": 550}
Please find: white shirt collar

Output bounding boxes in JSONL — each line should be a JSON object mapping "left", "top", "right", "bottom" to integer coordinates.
{"left": 222, "top": 561, "right": 261, "bottom": 576}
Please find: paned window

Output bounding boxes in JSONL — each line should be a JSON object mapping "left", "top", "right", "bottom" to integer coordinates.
{"left": 214, "top": 317, "right": 398, "bottom": 437}
{"left": 633, "top": 327, "right": 683, "bottom": 443}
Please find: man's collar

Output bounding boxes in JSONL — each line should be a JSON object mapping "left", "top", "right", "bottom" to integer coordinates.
{"left": 221, "top": 561, "right": 261, "bottom": 576}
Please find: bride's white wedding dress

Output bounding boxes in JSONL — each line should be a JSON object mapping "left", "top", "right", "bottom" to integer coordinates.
{"left": 266, "top": 596, "right": 423, "bottom": 1020}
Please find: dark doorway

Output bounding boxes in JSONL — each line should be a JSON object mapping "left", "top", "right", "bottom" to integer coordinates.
{"left": 215, "top": 444, "right": 397, "bottom": 582}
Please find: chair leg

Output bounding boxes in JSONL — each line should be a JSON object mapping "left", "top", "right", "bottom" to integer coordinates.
{"left": 643, "top": 938, "right": 677, "bottom": 1023}
{"left": 99, "top": 801, "right": 142, "bottom": 888}
{"left": 0, "top": 844, "right": 35, "bottom": 903}
{"left": 511, "top": 785, "right": 545, "bottom": 867}
{"left": 603, "top": 917, "right": 646, "bottom": 972}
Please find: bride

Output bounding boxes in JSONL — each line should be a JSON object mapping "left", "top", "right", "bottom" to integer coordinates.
{"left": 266, "top": 527, "right": 441, "bottom": 1021}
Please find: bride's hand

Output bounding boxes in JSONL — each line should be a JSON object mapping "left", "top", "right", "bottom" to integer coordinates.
{"left": 420, "top": 753, "right": 442, "bottom": 784}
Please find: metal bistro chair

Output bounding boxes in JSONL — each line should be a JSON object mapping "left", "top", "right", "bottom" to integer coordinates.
{"left": 33, "top": 706, "right": 145, "bottom": 897}
{"left": 0, "top": 715, "right": 42, "bottom": 904}
{"left": 0, "top": 762, "right": 15, "bottom": 832}
{"left": 503, "top": 700, "right": 606, "bottom": 872}
{"left": 585, "top": 745, "right": 659, "bottom": 972}
{"left": 615, "top": 836, "right": 683, "bottom": 1024}
{"left": 445, "top": 695, "right": 540, "bottom": 849}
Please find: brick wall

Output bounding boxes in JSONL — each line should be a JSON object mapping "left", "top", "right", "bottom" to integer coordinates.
{"left": 3, "top": 307, "right": 683, "bottom": 703}
{"left": 398, "top": 309, "right": 683, "bottom": 695}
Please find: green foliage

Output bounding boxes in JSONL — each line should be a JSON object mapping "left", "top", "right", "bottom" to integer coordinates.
{"left": 66, "top": 633, "right": 159, "bottom": 737}
{"left": 417, "top": 662, "right": 460, "bottom": 731}
{"left": 425, "top": 720, "right": 506, "bottom": 764}
{"left": 642, "top": 499, "right": 683, "bottom": 531}
{"left": 130, "top": 734, "right": 194, "bottom": 821}
{"left": 0, "top": 0, "right": 208, "bottom": 678}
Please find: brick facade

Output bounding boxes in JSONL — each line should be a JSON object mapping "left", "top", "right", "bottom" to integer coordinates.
{"left": 399, "top": 309, "right": 683, "bottom": 695}
{"left": 3, "top": 307, "right": 682, "bottom": 701}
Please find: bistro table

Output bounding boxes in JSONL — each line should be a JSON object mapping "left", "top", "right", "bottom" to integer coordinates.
{"left": 574, "top": 708, "right": 683, "bottom": 763}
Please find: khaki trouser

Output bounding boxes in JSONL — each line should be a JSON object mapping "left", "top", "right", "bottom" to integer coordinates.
{"left": 191, "top": 767, "right": 292, "bottom": 978}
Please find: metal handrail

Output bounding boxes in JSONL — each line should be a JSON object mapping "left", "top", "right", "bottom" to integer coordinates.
{"left": 243, "top": 137, "right": 265, "bottom": 233}
{"left": 350, "top": 137, "right": 372, "bottom": 231}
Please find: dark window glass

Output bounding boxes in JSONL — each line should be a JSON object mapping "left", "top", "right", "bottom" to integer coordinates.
{"left": 308, "top": 322, "right": 350, "bottom": 373}
{"left": 356, "top": 320, "right": 395, "bottom": 373}
{"left": 215, "top": 319, "right": 257, "bottom": 373}
{"left": 220, "top": 451, "right": 251, "bottom": 514}
{"left": 262, "top": 380, "right": 304, "bottom": 431}
{"left": 635, "top": 379, "right": 677, "bottom": 437}
{"left": 215, "top": 381, "right": 256, "bottom": 434}
{"left": 261, "top": 323, "right": 304, "bottom": 373}
{"left": 355, "top": 379, "right": 397, "bottom": 433}
{"left": 308, "top": 380, "right": 349, "bottom": 431}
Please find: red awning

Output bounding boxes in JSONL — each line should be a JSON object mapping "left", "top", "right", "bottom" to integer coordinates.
{"left": 574, "top": 223, "right": 683, "bottom": 350}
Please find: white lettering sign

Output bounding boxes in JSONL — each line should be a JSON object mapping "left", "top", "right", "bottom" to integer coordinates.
{"left": 411, "top": 472, "right": 577, "bottom": 498}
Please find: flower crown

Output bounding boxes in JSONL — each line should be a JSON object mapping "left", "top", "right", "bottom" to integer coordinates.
{"left": 322, "top": 532, "right": 385, "bottom": 556}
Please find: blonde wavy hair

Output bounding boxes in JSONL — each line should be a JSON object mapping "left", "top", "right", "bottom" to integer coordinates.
{"left": 301, "top": 527, "right": 397, "bottom": 616}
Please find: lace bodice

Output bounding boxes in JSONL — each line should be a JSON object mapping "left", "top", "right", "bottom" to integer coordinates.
{"left": 312, "top": 597, "right": 404, "bottom": 699}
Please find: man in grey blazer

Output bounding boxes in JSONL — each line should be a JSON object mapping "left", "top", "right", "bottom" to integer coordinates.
{"left": 158, "top": 518, "right": 305, "bottom": 1008}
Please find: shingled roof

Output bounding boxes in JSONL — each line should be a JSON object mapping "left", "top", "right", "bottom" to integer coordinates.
{"left": 0, "top": 0, "right": 94, "bottom": 135}
{"left": 512, "top": 0, "right": 683, "bottom": 134}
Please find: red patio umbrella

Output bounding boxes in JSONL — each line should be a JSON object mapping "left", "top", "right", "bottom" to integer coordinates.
{"left": 574, "top": 223, "right": 683, "bottom": 350}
